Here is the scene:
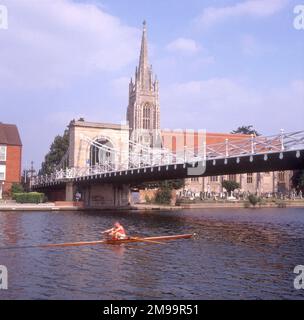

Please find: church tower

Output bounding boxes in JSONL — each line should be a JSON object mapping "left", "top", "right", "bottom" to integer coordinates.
{"left": 127, "top": 21, "right": 160, "bottom": 147}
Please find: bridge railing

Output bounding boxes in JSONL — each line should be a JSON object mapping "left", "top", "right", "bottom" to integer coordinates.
{"left": 31, "top": 130, "right": 304, "bottom": 187}
{"left": 200, "top": 130, "right": 304, "bottom": 159}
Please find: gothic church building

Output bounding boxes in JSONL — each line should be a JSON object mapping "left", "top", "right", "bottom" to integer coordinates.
{"left": 128, "top": 22, "right": 292, "bottom": 196}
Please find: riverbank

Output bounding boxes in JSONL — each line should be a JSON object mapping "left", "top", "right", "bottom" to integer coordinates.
{"left": 1, "top": 200, "right": 304, "bottom": 211}
{"left": 133, "top": 200, "right": 304, "bottom": 210}
{"left": 0, "top": 201, "right": 83, "bottom": 211}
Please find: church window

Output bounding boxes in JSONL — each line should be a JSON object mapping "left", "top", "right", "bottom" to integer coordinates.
{"left": 278, "top": 171, "right": 285, "bottom": 182}
{"left": 143, "top": 104, "right": 151, "bottom": 129}
{"left": 247, "top": 173, "right": 253, "bottom": 184}
{"left": 228, "top": 174, "right": 236, "bottom": 182}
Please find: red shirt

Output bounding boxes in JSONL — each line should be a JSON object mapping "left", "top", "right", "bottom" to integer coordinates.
{"left": 114, "top": 226, "right": 126, "bottom": 235}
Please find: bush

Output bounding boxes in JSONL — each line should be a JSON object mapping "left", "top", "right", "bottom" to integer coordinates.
{"left": 222, "top": 180, "right": 240, "bottom": 194}
{"left": 248, "top": 194, "right": 260, "bottom": 206}
{"left": 155, "top": 187, "right": 172, "bottom": 205}
{"left": 144, "top": 194, "right": 152, "bottom": 204}
{"left": 13, "top": 192, "right": 45, "bottom": 204}
{"left": 11, "top": 183, "right": 24, "bottom": 194}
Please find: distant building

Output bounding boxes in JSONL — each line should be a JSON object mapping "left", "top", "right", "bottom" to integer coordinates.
{"left": 161, "top": 130, "right": 292, "bottom": 195}
{"left": 0, "top": 123, "right": 22, "bottom": 199}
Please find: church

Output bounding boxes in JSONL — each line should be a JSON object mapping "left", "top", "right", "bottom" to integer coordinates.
{"left": 69, "top": 21, "right": 292, "bottom": 200}
{"left": 125, "top": 22, "right": 292, "bottom": 197}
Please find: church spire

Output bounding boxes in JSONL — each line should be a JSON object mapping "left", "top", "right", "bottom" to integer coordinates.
{"left": 127, "top": 21, "right": 160, "bottom": 141}
{"left": 138, "top": 20, "right": 150, "bottom": 89}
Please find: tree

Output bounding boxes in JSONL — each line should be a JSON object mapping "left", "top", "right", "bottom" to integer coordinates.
{"left": 40, "top": 129, "right": 69, "bottom": 175}
{"left": 248, "top": 194, "right": 260, "bottom": 206}
{"left": 155, "top": 186, "right": 172, "bottom": 205}
{"left": 292, "top": 170, "right": 304, "bottom": 191}
{"left": 222, "top": 180, "right": 240, "bottom": 196}
{"left": 231, "top": 125, "right": 260, "bottom": 136}
{"left": 158, "top": 180, "right": 185, "bottom": 190}
{"left": 137, "top": 179, "right": 185, "bottom": 190}
{"left": 11, "top": 183, "right": 24, "bottom": 194}
{"left": 137, "top": 179, "right": 184, "bottom": 205}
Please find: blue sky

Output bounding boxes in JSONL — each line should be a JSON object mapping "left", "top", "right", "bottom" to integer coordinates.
{"left": 0, "top": 0, "right": 303, "bottom": 169}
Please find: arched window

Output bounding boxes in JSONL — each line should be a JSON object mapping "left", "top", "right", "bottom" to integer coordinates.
{"left": 90, "top": 138, "right": 114, "bottom": 167}
{"left": 278, "top": 171, "right": 285, "bottom": 182}
{"left": 143, "top": 104, "right": 151, "bottom": 129}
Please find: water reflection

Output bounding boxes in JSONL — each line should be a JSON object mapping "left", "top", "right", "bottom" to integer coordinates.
{"left": 0, "top": 208, "right": 304, "bottom": 299}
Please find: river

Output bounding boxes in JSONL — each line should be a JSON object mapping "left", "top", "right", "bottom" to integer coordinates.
{"left": 0, "top": 208, "right": 304, "bottom": 300}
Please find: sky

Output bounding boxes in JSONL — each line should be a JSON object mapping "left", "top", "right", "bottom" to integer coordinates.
{"left": 0, "top": 0, "right": 303, "bottom": 170}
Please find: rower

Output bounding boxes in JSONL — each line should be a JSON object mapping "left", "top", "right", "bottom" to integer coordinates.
{"left": 102, "top": 222, "right": 127, "bottom": 240}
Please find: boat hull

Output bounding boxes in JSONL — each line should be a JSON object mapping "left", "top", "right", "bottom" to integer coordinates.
{"left": 42, "top": 233, "right": 193, "bottom": 248}
{"left": 0, "top": 234, "right": 193, "bottom": 250}
{"left": 104, "top": 234, "right": 193, "bottom": 245}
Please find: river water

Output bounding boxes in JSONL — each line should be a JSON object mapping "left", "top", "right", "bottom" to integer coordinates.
{"left": 0, "top": 208, "right": 304, "bottom": 300}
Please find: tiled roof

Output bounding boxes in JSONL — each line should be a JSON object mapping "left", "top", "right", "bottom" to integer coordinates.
{"left": 0, "top": 123, "right": 22, "bottom": 146}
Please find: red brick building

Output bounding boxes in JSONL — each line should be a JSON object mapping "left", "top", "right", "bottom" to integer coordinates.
{"left": 0, "top": 123, "right": 22, "bottom": 199}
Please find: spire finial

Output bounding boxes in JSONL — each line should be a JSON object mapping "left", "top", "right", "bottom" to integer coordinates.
{"left": 138, "top": 20, "right": 148, "bottom": 73}
{"left": 143, "top": 20, "right": 147, "bottom": 32}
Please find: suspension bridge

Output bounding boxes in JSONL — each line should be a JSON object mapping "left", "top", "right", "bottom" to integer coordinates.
{"left": 31, "top": 128, "right": 304, "bottom": 208}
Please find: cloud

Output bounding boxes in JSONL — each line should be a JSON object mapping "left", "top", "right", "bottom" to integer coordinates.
{"left": 161, "top": 78, "right": 304, "bottom": 134}
{"left": 166, "top": 38, "right": 201, "bottom": 55}
{"left": 195, "top": 0, "right": 288, "bottom": 29}
{"left": 240, "top": 34, "right": 275, "bottom": 56}
{"left": 0, "top": 0, "right": 140, "bottom": 89}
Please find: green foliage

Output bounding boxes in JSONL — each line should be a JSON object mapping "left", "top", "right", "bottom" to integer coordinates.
{"left": 13, "top": 192, "right": 45, "bottom": 204}
{"left": 144, "top": 194, "right": 152, "bottom": 204}
{"left": 40, "top": 129, "right": 69, "bottom": 175}
{"left": 222, "top": 180, "right": 240, "bottom": 193}
{"left": 139, "top": 179, "right": 184, "bottom": 205}
{"left": 155, "top": 187, "right": 172, "bottom": 205}
{"left": 11, "top": 183, "right": 24, "bottom": 194}
{"left": 138, "top": 179, "right": 185, "bottom": 190}
{"left": 159, "top": 180, "right": 185, "bottom": 190}
{"left": 231, "top": 125, "right": 260, "bottom": 136}
{"left": 291, "top": 170, "right": 304, "bottom": 191}
{"left": 248, "top": 194, "right": 260, "bottom": 206}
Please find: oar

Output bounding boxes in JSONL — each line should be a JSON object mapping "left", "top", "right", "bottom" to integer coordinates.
{"left": 0, "top": 238, "right": 162, "bottom": 250}
{"left": 0, "top": 240, "right": 107, "bottom": 250}
{"left": 0, "top": 244, "right": 40, "bottom": 250}
{"left": 39, "top": 240, "right": 106, "bottom": 248}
